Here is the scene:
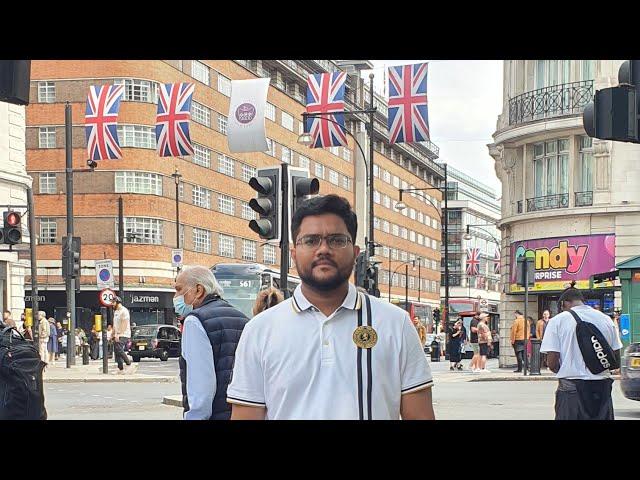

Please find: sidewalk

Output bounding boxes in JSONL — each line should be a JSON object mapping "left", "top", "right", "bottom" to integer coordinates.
{"left": 43, "top": 357, "right": 178, "bottom": 384}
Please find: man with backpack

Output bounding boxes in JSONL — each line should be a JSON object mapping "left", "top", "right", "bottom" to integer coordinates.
{"left": 540, "top": 283, "right": 622, "bottom": 420}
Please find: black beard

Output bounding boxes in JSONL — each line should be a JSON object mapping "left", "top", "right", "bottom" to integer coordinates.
{"left": 297, "top": 263, "right": 352, "bottom": 292}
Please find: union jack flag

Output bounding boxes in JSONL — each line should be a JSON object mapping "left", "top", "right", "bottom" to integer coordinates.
{"left": 387, "top": 63, "right": 430, "bottom": 144}
{"left": 155, "top": 82, "right": 195, "bottom": 157}
{"left": 305, "top": 72, "right": 348, "bottom": 148}
{"left": 466, "top": 247, "right": 481, "bottom": 276}
{"left": 85, "top": 84, "right": 124, "bottom": 160}
{"left": 493, "top": 246, "right": 501, "bottom": 275}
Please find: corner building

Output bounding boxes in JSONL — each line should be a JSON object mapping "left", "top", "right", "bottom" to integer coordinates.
{"left": 25, "top": 60, "right": 442, "bottom": 327}
{"left": 489, "top": 60, "right": 640, "bottom": 367}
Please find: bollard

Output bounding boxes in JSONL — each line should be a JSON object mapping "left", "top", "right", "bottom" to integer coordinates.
{"left": 529, "top": 339, "right": 542, "bottom": 375}
{"left": 82, "top": 343, "right": 90, "bottom": 365}
{"left": 430, "top": 340, "right": 440, "bottom": 362}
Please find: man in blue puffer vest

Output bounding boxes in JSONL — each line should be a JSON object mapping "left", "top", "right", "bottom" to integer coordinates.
{"left": 176, "top": 265, "right": 249, "bottom": 420}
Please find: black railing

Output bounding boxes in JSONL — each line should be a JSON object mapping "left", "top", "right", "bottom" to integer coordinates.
{"left": 575, "top": 191, "right": 593, "bottom": 207}
{"left": 526, "top": 193, "right": 569, "bottom": 212}
{"left": 509, "top": 80, "right": 593, "bottom": 126}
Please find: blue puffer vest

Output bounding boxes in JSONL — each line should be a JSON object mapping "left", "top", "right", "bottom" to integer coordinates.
{"left": 179, "top": 294, "right": 249, "bottom": 420}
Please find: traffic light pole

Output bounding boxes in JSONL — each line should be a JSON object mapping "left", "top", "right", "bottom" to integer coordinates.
{"left": 64, "top": 102, "right": 76, "bottom": 367}
{"left": 118, "top": 196, "right": 124, "bottom": 299}
{"left": 27, "top": 187, "right": 39, "bottom": 346}
{"left": 280, "top": 163, "right": 290, "bottom": 299}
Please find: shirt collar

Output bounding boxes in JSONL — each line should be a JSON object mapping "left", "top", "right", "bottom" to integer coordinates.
{"left": 291, "top": 283, "right": 362, "bottom": 314}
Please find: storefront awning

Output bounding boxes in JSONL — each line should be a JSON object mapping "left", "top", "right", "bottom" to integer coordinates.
{"left": 589, "top": 270, "right": 619, "bottom": 288}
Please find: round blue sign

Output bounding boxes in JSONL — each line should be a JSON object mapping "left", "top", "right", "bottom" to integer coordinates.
{"left": 173, "top": 254, "right": 182, "bottom": 263}
{"left": 99, "top": 269, "right": 111, "bottom": 281}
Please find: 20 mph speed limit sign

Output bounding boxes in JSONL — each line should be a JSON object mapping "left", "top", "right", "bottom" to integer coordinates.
{"left": 99, "top": 288, "right": 117, "bottom": 307}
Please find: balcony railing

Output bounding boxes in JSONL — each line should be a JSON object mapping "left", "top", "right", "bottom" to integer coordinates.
{"left": 575, "top": 191, "right": 593, "bottom": 207}
{"left": 526, "top": 193, "right": 569, "bottom": 212}
{"left": 508, "top": 80, "right": 593, "bottom": 126}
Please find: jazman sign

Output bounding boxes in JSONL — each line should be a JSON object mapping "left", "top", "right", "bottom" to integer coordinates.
{"left": 510, "top": 234, "right": 615, "bottom": 292}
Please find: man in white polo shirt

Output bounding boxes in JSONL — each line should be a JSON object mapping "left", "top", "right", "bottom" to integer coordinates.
{"left": 227, "top": 194, "right": 435, "bottom": 420}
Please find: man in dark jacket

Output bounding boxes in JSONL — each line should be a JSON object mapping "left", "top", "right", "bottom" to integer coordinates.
{"left": 176, "top": 265, "right": 248, "bottom": 420}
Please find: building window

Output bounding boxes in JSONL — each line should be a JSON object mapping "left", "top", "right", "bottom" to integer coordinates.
{"left": 265, "top": 103, "right": 276, "bottom": 121}
{"left": 581, "top": 60, "right": 595, "bottom": 81}
{"left": 534, "top": 60, "right": 571, "bottom": 89}
{"left": 192, "top": 185, "right": 212, "bottom": 209}
{"left": 431, "top": 280, "right": 437, "bottom": 293}
{"left": 123, "top": 217, "right": 162, "bottom": 245}
{"left": 241, "top": 164, "right": 257, "bottom": 183}
{"left": 191, "top": 102, "right": 211, "bottom": 127}
{"left": 265, "top": 138, "right": 276, "bottom": 157}
{"left": 392, "top": 224, "right": 399, "bottom": 236}
{"left": 342, "top": 176, "right": 351, "bottom": 191}
{"left": 117, "top": 125, "right": 155, "bottom": 149}
{"left": 374, "top": 190, "right": 381, "bottom": 204}
{"left": 193, "top": 228, "right": 211, "bottom": 253}
{"left": 217, "top": 74, "right": 232, "bottom": 96}
{"left": 191, "top": 61, "right": 210, "bottom": 85}
{"left": 217, "top": 154, "right": 235, "bottom": 177}
{"left": 383, "top": 170, "right": 391, "bottom": 183}
{"left": 374, "top": 217, "right": 381, "bottom": 229}
{"left": 393, "top": 175, "right": 400, "bottom": 188}
{"left": 315, "top": 163, "right": 324, "bottom": 179}
{"left": 115, "top": 172, "right": 162, "bottom": 195}
{"left": 579, "top": 136, "right": 593, "bottom": 192}
{"left": 38, "top": 82, "right": 55, "bottom": 103}
{"left": 373, "top": 164, "right": 379, "bottom": 178}
{"left": 401, "top": 227, "right": 408, "bottom": 240}
{"left": 179, "top": 224, "right": 184, "bottom": 247}
{"left": 39, "top": 173, "right": 57, "bottom": 194}
{"left": 193, "top": 144, "right": 211, "bottom": 168}
{"left": 533, "top": 138, "right": 569, "bottom": 197}
{"left": 383, "top": 220, "right": 390, "bottom": 233}
{"left": 410, "top": 231, "right": 416, "bottom": 242}
{"left": 342, "top": 148, "right": 352, "bottom": 162}
{"left": 298, "top": 155, "right": 309, "bottom": 169}
{"left": 281, "top": 111, "right": 294, "bottom": 131}
{"left": 219, "top": 234, "right": 235, "bottom": 258}
{"left": 218, "top": 194, "right": 235, "bottom": 215}
{"left": 431, "top": 239, "right": 438, "bottom": 250}
{"left": 418, "top": 233, "right": 424, "bottom": 245}
{"left": 432, "top": 218, "right": 438, "bottom": 229}
{"left": 242, "top": 239, "right": 257, "bottom": 261}
{"left": 329, "top": 146, "right": 340, "bottom": 156}
{"left": 329, "top": 170, "right": 339, "bottom": 185}
{"left": 39, "top": 218, "right": 57, "bottom": 244}
{"left": 263, "top": 244, "right": 276, "bottom": 264}
{"left": 281, "top": 146, "right": 291, "bottom": 164}
{"left": 383, "top": 195, "right": 391, "bottom": 209}
{"left": 418, "top": 211, "right": 424, "bottom": 223}
{"left": 241, "top": 201, "right": 257, "bottom": 220}
{"left": 39, "top": 127, "right": 56, "bottom": 148}
{"left": 217, "top": 114, "right": 228, "bottom": 135}
{"left": 114, "top": 78, "right": 158, "bottom": 103}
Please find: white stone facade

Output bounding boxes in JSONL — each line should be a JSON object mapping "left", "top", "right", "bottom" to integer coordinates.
{"left": 489, "top": 60, "right": 640, "bottom": 367}
{"left": 0, "top": 100, "right": 32, "bottom": 319}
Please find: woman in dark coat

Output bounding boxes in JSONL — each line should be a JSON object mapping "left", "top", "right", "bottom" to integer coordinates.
{"left": 448, "top": 319, "right": 466, "bottom": 371}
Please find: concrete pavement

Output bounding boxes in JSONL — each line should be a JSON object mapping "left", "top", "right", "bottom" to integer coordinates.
{"left": 44, "top": 355, "right": 178, "bottom": 383}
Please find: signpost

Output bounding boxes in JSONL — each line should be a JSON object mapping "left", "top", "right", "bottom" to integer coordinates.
{"left": 516, "top": 256, "right": 535, "bottom": 375}
{"left": 95, "top": 259, "right": 115, "bottom": 289}
{"left": 171, "top": 249, "right": 183, "bottom": 268}
{"left": 98, "top": 289, "right": 115, "bottom": 374}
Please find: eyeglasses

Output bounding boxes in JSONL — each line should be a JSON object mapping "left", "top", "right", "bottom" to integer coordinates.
{"left": 295, "top": 234, "right": 353, "bottom": 250}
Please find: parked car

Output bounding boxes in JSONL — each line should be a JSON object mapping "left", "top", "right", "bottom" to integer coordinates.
{"left": 130, "top": 324, "right": 181, "bottom": 362}
{"left": 621, "top": 342, "right": 640, "bottom": 401}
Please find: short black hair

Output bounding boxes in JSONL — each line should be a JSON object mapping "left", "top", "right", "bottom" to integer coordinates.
{"left": 291, "top": 194, "right": 357, "bottom": 243}
{"left": 515, "top": 310, "right": 522, "bottom": 316}
{"left": 558, "top": 281, "right": 584, "bottom": 304}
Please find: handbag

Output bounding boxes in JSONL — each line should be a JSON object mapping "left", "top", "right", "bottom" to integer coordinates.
{"left": 568, "top": 310, "right": 619, "bottom": 374}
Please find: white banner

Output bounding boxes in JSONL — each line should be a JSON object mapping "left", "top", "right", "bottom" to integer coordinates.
{"left": 227, "top": 78, "right": 269, "bottom": 153}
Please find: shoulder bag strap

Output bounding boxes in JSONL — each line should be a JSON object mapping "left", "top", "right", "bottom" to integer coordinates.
{"left": 568, "top": 310, "right": 582, "bottom": 324}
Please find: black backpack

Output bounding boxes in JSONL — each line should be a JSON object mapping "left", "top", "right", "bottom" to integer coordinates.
{"left": 0, "top": 326, "right": 47, "bottom": 420}
{"left": 568, "top": 310, "right": 620, "bottom": 375}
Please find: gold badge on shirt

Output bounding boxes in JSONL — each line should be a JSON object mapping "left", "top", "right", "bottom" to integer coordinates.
{"left": 353, "top": 326, "right": 378, "bottom": 349}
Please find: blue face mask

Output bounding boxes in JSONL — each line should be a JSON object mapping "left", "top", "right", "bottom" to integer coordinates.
{"left": 173, "top": 286, "right": 194, "bottom": 316}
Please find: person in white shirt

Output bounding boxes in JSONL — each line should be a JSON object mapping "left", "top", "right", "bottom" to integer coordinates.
{"left": 541, "top": 284, "right": 623, "bottom": 420}
{"left": 227, "top": 194, "right": 435, "bottom": 420}
{"left": 111, "top": 297, "right": 133, "bottom": 374}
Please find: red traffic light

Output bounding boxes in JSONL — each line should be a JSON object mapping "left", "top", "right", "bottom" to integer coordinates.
{"left": 5, "top": 212, "right": 20, "bottom": 227}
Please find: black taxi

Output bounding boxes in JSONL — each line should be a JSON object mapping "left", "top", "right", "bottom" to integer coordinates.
{"left": 130, "top": 324, "right": 181, "bottom": 362}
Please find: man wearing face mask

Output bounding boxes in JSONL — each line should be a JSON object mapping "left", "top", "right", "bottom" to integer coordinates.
{"left": 176, "top": 265, "right": 248, "bottom": 420}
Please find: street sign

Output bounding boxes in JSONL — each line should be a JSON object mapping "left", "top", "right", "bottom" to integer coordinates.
{"left": 99, "top": 288, "right": 117, "bottom": 307}
{"left": 479, "top": 298, "right": 488, "bottom": 309}
{"left": 171, "top": 249, "right": 183, "bottom": 267}
{"left": 95, "top": 259, "right": 114, "bottom": 289}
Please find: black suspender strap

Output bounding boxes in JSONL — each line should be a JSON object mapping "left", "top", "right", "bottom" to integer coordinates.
{"left": 365, "top": 293, "right": 373, "bottom": 421}
{"left": 357, "top": 294, "right": 364, "bottom": 421}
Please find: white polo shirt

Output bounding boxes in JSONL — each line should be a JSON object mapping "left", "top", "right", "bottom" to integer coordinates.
{"left": 227, "top": 283, "right": 433, "bottom": 420}
{"left": 540, "top": 305, "right": 623, "bottom": 380}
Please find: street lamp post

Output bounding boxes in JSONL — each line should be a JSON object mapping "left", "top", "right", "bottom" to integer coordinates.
{"left": 171, "top": 169, "right": 182, "bottom": 274}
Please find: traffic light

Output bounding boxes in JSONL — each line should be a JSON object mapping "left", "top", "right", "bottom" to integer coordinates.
{"left": 248, "top": 167, "right": 281, "bottom": 241}
{"left": 355, "top": 251, "right": 367, "bottom": 288}
{"left": 583, "top": 60, "right": 640, "bottom": 143}
{"left": 3, "top": 211, "right": 22, "bottom": 245}
{"left": 432, "top": 308, "right": 440, "bottom": 330}
{"left": 62, "top": 236, "right": 81, "bottom": 281}
{"left": 365, "top": 264, "right": 379, "bottom": 297}
{"left": 289, "top": 167, "right": 320, "bottom": 217}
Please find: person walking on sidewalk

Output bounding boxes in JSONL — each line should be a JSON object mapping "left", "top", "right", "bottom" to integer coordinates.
{"left": 177, "top": 265, "right": 249, "bottom": 420}
{"left": 38, "top": 311, "right": 50, "bottom": 363}
{"left": 469, "top": 313, "right": 480, "bottom": 372}
{"left": 477, "top": 313, "right": 492, "bottom": 373}
{"left": 541, "top": 284, "right": 622, "bottom": 420}
{"left": 510, "top": 310, "right": 526, "bottom": 373}
{"left": 537, "top": 310, "right": 550, "bottom": 369}
{"left": 413, "top": 316, "right": 428, "bottom": 348}
{"left": 55, "top": 322, "right": 63, "bottom": 360}
{"left": 448, "top": 319, "right": 465, "bottom": 370}
{"left": 46, "top": 317, "right": 57, "bottom": 365}
{"left": 112, "top": 297, "right": 133, "bottom": 374}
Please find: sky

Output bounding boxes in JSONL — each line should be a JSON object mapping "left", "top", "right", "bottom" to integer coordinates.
{"left": 361, "top": 60, "right": 504, "bottom": 194}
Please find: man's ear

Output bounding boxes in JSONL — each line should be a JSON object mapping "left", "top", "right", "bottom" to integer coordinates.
{"left": 290, "top": 245, "right": 297, "bottom": 264}
{"left": 354, "top": 245, "right": 361, "bottom": 258}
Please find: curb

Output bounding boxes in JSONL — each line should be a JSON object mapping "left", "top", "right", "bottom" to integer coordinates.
{"left": 466, "top": 374, "right": 622, "bottom": 383}
{"left": 45, "top": 376, "right": 178, "bottom": 384}
{"left": 162, "top": 395, "right": 183, "bottom": 407}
